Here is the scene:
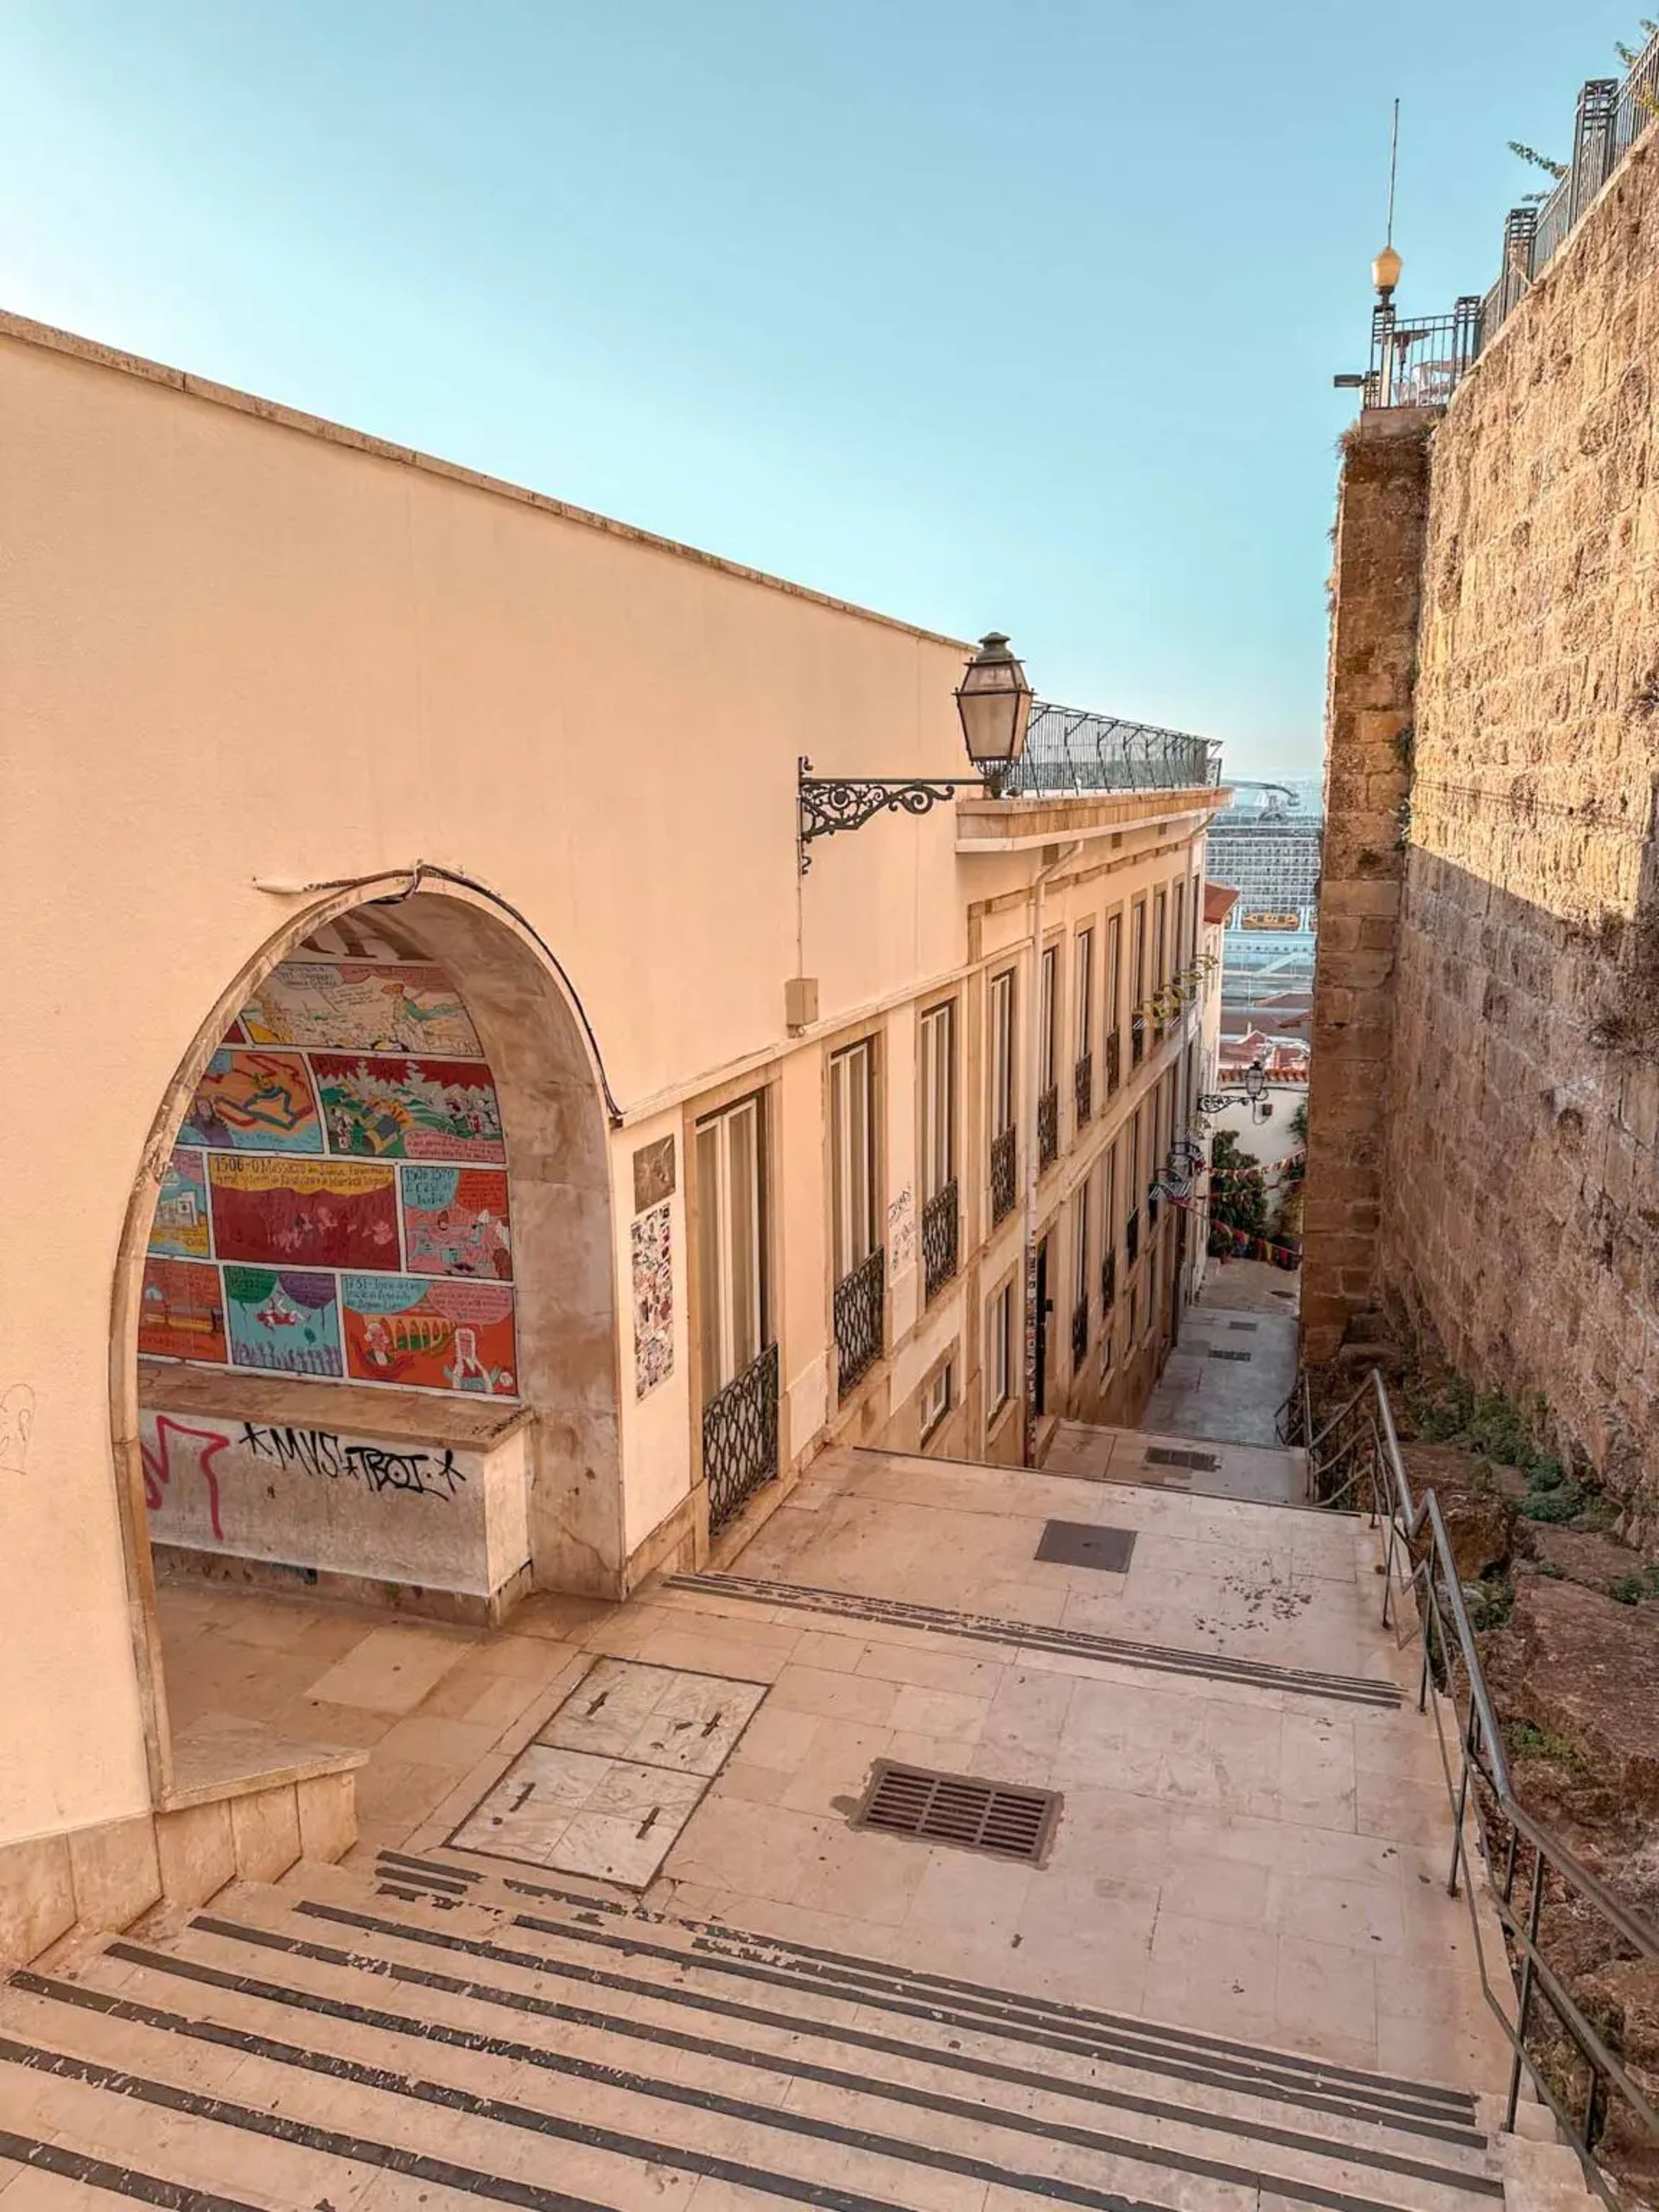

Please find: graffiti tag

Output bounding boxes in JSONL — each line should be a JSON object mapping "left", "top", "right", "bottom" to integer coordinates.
{"left": 141, "top": 1415, "right": 231, "bottom": 1541}
{"left": 239, "top": 1422, "right": 465, "bottom": 1501}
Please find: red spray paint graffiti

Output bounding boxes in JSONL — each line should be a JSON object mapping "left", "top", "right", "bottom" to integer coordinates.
{"left": 140, "top": 1414, "right": 231, "bottom": 1542}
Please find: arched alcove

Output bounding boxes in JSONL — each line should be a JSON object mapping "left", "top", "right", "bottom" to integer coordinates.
{"left": 108, "top": 877, "right": 621, "bottom": 1797}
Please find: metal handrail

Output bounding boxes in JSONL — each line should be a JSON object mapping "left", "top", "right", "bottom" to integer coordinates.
{"left": 1304, "top": 1369, "right": 1659, "bottom": 2198}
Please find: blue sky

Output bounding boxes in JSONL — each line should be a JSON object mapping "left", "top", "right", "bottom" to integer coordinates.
{"left": 0, "top": 1, "right": 1638, "bottom": 777}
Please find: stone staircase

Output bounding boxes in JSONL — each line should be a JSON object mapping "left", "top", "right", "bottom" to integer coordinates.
{"left": 0, "top": 1842, "right": 1596, "bottom": 2212}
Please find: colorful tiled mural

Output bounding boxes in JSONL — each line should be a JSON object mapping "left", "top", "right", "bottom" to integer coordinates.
{"left": 143, "top": 954, "right": 518, "bottom": 1399}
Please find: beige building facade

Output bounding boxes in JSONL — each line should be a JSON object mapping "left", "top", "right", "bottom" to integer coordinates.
{"left": 0, "top": 310, "right": 1224, "bottom": 1929}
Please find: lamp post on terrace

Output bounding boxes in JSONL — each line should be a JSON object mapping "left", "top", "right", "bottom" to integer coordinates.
{"left": 796, "top": 632, "right": 1033, "bottom": 872}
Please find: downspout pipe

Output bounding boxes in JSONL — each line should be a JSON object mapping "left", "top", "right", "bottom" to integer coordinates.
{"left": 1022, "top": 840, "right": 1084, "bottom": 1468}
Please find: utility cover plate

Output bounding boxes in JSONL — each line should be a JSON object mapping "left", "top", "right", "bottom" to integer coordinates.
{"left": 1035, "top": 1520, "right": 1137, "bottom": 1573}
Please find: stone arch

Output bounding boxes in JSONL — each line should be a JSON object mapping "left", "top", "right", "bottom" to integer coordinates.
{"left": 109, "top": 874, "right": 621, "bottom": 1798}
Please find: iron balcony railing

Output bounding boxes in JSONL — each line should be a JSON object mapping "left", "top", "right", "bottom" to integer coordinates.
{"left": 990, "top": 1125, "right": 1017, "bottom": 1226}
{"left": 1071, "top": 1294, "right": 1089, "bottom": 1371}
{"left": 1074, "top": 1051, "right": 1093, "bottom": 1128}
{"left": 1359, "top": 36, "right": 1659, "bottom": 411}
{"left": 1130, "top": 1013, "right": 1146, "bottom": 1069}
{"left": 1105, "top": 1030, "right": 1122, "bottom": 1096}
{"left": 1007, "top": 700, "right": 1223, "bottom": 798}
{"left": 1125, "top": 1208, "right": 1140, "bottom": 1266}
{"left": 1146, "top": 1180, "right": 1161, "bottom": 1231}
{"left": 1100, "top": 1246, "right": 1116, "bottom": 1312}
{"left": 1288, "top": 1369, "right": 1659, "bottom": 2202}
{"left": 703, "top": 1341, "right": 779, "bottom": 1535}
{"left": 834, "top": 1246, "right": 886, "bottom": 1400}
{"left": 1038, "top": 1084, "right": 1059, "bottom": 1171}
{"left": 921, "top": 1179, "right": 959, "bottom": 1304}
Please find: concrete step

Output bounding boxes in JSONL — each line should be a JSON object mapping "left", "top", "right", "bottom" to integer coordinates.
{"left": 364, "top": 1850, "right": 1488, "bottom": 2152}
{"left": 132, "top": 1868, "right": 1510, "bottom": 2212}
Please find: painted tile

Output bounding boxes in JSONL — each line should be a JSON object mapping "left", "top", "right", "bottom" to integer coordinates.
{"left": 400, "top": 1165, "right": 512, "bottom": 1280}
{"left": 311, "top": 1053, "right": 505, "bottom": 1162}
{"left": 137, "top": 1259, "right": 226, "bottom": 1363}
{"left": 208, "top": 1156, "right": 400, "bottom": 1269}
{"left": 176, "top": 1049, "right": 324, "bottom": 1154}
{"left": 149, "top": 1151, "right": 213, "bottom": 1260}
{"left": 223, "top": 1266, "right": 344, "bottom": 1379}
{"left": 240, "top": 960, "right": 486, "bottom": 1058}
{"left": 340, "top": 1274, "right": 517, "bottom": 1396}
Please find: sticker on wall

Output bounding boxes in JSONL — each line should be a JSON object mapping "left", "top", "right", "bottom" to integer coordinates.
{"left": 240, "top": 961, "right": 486, "bottom": 1059}
{"left": 208, "top": 1156, "right": 401, "bottom": 1270}
{"left": 137, "top": 1260, "right": 227, "bottom": 1363}
{"left": 176, "top": 1050, "right": 325, "bottom": 1154}
{"left": 312, "top": 1054, "right": 506, "bottom": 1163}
{"left": 341, "top": 1274, "right": 517, "bottom": 1396}
{"left": 149, "top": 1151, "right": 213, "bottom": 1260}
{"left": 632, "top": 1201, "right": 673, "bottom": 1400}
{"left": 400, "top": 1166, "right": 512, "bottom": 1279}
{"left": 632, "top": 1135, "right": 677, "bottom": 1215}
{"left": 223, "top": 1267, "right": 344, "bottom": 1379}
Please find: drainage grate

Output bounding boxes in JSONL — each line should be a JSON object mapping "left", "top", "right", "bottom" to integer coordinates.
{"left": 1209, "top": 1347, "right": 1254, "bottom": 1362}
{"left": 854, "top": 1761, "right": 1059, "bottom": 1863}
{"left": 1035, "top": 1519, "right": 1137, "bottom": 1572}
{"left": 1227, "top": 1320, "right": 1259, "bottom": 1332}
{"left": 1144, "top": 1446, "right": 1219, "bottom": 1472}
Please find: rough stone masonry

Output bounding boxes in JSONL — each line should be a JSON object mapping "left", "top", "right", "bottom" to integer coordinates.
{"left": 1306, "top": 134, "right": 1659, "bottom": 1533}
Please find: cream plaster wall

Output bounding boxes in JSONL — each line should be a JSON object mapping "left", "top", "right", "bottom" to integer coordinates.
{"left": 0, "top": 311, "right": 1222, "bottom": 1852}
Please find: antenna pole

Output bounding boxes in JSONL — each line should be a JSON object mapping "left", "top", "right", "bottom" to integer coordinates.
{"left": 1385, "top": 97, "right": 1400, "bottom": 245}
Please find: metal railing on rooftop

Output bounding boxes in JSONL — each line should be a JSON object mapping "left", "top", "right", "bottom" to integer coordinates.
{"left": 1281, "top": 1369, "right": 1659, "bottom": 2202}
{"left": 1007, "top": 700, "right": 1223, "bottom": 798}
{"left": 1358, "top": 32, "right": 1659, "bottom": 410}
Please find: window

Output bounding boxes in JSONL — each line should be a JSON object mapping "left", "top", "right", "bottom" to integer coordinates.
{"left": 1105, "top": 913, "right": 1122, "bottom": 1038}
{"left": 989, "top": 969, "right": 1016, "bottom": 1137}
{"left": 1153, "top": 888, "right": 1168, "bottom": 995}
{"left": 920, "top": 1360, "right": 953, "bottom": 1440}
{"left": 1104, "top": 1141, "right": 1116, "bottom": 1241}
{"left": 1173, "top": 881, "right": 1185, "bottom": 986}
{"left": 1128, "top": 1286, "right": 1139, "bottom": 1348}
{"left": 919, "top": 1001, "right": 956, "bottom": 1201}
{"left": 989, "top": 1281, "right": 1014, "bottom": 1410}
{"left": 697, "top": 1093, "right": 766, "bottom": 1398}
{"left": 1075, "top": 928, "right": 1095, "bottom": 1061}
{"left": 1191, "top": 874, "right": 1202, "bottom": 966}
{"left": 1074, "top": 1179, "right": 1090, "bottom": 1313}
{"left": 1039, "top": 944, "right": 1058, "bottom": 1087}
{"left": 830, "top": 1039, "right": 878, "bottom": 1284}
{"left": 1131, "top": 902, "right": 1147, "bottom": 1011}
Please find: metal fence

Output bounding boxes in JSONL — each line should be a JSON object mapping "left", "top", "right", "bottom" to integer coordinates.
{"left": 703, "top": 1341, "right": 779, "bottom": 1535}
{"left": 1284, "top": 1369, "right": 1659, "bottom": 2201}
{"left": 1008, "top": 701, "right": 1223, "bottom": 798}
{"left": 1361, "top": 33, "right": 1659, "bottom": 410}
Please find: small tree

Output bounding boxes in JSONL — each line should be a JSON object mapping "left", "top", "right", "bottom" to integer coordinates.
{"left": 1210, "top": 1130, "right": 1268, "bottom": 1242}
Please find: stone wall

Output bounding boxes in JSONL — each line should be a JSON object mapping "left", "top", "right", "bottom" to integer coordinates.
{"left": 1301, "top": 410, "right": 1432, "bottom": 1363}
{"left": 1317, "top": 135, "right": 1659, "bottom": 1526}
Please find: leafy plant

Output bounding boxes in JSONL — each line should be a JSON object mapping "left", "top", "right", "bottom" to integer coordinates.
{"left": 1607, "top": 1566, "right": 1659, "bottom": 1604}
{"left": 1463, "top": 1575, "right": 1515, "bottom": 1633}
{"left": 1507, "top": 1719, "right": 1586, "bottom": 1770}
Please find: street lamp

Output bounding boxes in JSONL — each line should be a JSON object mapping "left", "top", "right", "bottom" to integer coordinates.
{"left": 797, "top": 632, "right": 1033, "bottom": 871}
{"left": 953, "top": 632, "right": 1034, "bottom": 796}
{"left": 1372, "top": 244, "right": 1402, "bottom": 304}
{"left": 1198, "top": 1059, "right": 1273, "bottom": 1122}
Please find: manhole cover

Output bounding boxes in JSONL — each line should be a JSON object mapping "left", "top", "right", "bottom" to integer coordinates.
{"left": 1227, "top": 1320, "right": 1259, "bottom": 1332}
{"left": 1035, "top": 1519, "right": 1137, "bottom": 1572}
{"left": 853, "top": 1761, "right": 1059, "bottom": 1863}
{"left": 1144, "top": 1446, "right": 1219, "bottom": 1472}
{"left": 1209, "top": 1348, "right": 1254, "bottom": 1362}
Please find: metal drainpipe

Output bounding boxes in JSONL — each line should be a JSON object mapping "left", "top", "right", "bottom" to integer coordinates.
{"left": 1022, "top": 840, "right": 1084, "bottom": 1469}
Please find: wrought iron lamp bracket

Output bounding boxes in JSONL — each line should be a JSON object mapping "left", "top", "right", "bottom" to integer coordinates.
{"left": 1198, "top": 1090, "right": 1272, "bottom": 1124}
{"left": 797, "top": 756, "right": 988, "bottom": 874}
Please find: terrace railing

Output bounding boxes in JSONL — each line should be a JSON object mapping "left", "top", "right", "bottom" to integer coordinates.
{"left": 1008, "top": 701, "right": 1222, "bottom": 798}
{"left": 1287, "top": 1369, "right": 1659, "bottom": 2202}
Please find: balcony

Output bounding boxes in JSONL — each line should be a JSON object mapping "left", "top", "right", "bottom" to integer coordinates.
{"left": 834, "top": 1246, "right": 886, "bottom": 1401}
{"left": 1074, "top": 1052, "right": 1093, "bottom": 1128}
{"left": 922, "top": 1180, "right": 959, "bottom": 1303}
{"left": 1100, "top": 1247, "right": 1116, "bottom": 1312}
{"left": 1105, "top": 1030, "right": 1122, "bottom": 1096}
{"left": 1147, "top": 1182, "right": 1161, "bottom": 1231}
{"left": 990, "top": 1125, "right": 1017, "bottom": 1225}
{"left": 1071, "top": 1294, "right": 1089, "bottom": 1371}
{"left": 1038, "top": 1084, "right": 1059, "bottom": 1171}
{"left": 1126, "top": 1208, "right": 1141, "bottom": 1266}
{"left": 1131, "top": 1014, "right": 1146, "bottom": 1070}
{"left": 703, "top": 1342, "right": 779, "bottom": 1535}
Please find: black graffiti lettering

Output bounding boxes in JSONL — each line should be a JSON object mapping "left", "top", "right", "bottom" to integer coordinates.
{"left": 239, "top": 1422, "right": 463, "bottom": 1502}
{"left": 342, "top": 1443, "right": 465, "bottom": 1500}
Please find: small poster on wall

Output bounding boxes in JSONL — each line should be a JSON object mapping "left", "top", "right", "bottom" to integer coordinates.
{"left": 311, "top": 1054, "right": 506, "bottom": 1162}
{"left": 223, "top": 1268, "right": 344, "bottom": 1379}
{"left": 176, "top": 1050, "right": 324, "bottom": 1154}
{"left": 400, "top": 1166, "right": 513, "bottom": 1279}
{"left": 149, "top": 1153, "right": 213, "bottom": 1260}
{"left": 208, "top": 1156, "right": 401, "bottom": 1269}
{"left": 632, "top": 1202, "right": 673, "bottom": 1399}
{"left": 137, "top": 1259, "right": 226, "bottom": 1362}
{"left": 340, "top": 1274, "right": 518, "bottom": 1395}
